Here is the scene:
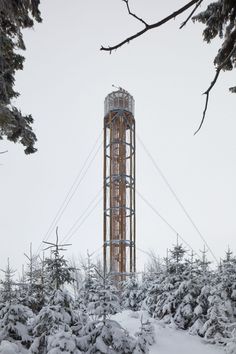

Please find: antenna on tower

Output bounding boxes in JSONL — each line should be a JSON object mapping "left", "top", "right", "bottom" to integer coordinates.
{"left": 112, "top": 84, "right": 127, "bottom": 92}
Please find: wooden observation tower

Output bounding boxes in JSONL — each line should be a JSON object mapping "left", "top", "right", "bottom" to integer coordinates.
{"left": 103, "top": 88, "right": 136, "bottom": 280}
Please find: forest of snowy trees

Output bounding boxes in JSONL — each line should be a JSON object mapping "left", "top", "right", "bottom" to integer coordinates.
{"left": 0, "top": 239, "right": 236, "bottom": 353}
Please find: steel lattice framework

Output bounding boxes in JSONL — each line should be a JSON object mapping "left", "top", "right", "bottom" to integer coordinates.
{"left": 103, "top": 89, "right": 136, "bottom": 280}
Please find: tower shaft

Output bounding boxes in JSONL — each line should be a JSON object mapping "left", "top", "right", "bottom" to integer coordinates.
{"left": 103, "top": 89, "right": 136, "bottom": 280}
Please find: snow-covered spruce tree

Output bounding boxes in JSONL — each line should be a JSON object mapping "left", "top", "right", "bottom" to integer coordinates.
{"left": 23, "top": 245, "right": 47, "bottom": 313}
{"left": 87, "top": 268, "right": 120, "bottom": 319}
{"left": 0, "top": 340, "right": 21, "bottom": 354}
{"left": 189, "top": 283, "right": 212, "bottom": 336}
{"left": 143, "top": 251, "right": 169, "bottom": 316}
{"left": 78, "top": 253, "right": 101, "bottom": 317}
{"left": 173, "top": 253, "right": 203, "bottom": 330}
{"left": 16, "top": 245, "right": 47, "bottom": 314}
{"left": 0, "top": 0, "right": 41, "bottom": 153}
{"left": 199, "top": 249, "right": 236, "bottom": 343}
{"left": 0, "top": 258, "right": 16, "bottom": 303}
{"left": 151, "top": 242, "right": 188, "bottom": 323}
{"left": 189, "top": 246, "right": 212, "bottom": 335}
{"left": 0, "top": 259, "right": 33, "bottom": 350}
{"left": 121, "top": 276, "right": 143, "bottom": 312}
{"left": 77, "top": 271, "right": 135, "bottom": 354}
{"left": 29, "top": 234, "right": 80, "bottom": 354}
{"left": 193, "top": 0, "right": 236, "bottom": 93}
{"left": 225, "top": 329, "right": 236, "bottom": 354}
{"left": 201, "top": 290, "right": 230, "bottom": 344}
{"left": 133, "top": 319, "right": 155, "bottom": 354}
{"left": 218, "top": 249, "right": 236, "bottom": 321}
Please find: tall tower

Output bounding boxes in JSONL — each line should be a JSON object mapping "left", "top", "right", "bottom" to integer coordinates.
{"left": 103, "top": 88, "right": 136, "bottom": 279}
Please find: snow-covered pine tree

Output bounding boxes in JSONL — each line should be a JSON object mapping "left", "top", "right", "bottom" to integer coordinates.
{"left": 225, "top": 329, "right": 236, "bottom": 354}
{"left": 200, "top": 249, "right": 236, "bottom": 343}
{"left": 78, "top": 253, "right": 100, "bottom": 317}
{"left": 89, "top": 269, "right": 120, "bottom": 320}
{"left": 23, "top": 244, "right": 46, "bottom": 313}
{"left": 0, "top": 0, "right": 41, "bottom": 153}
{"left": 173, "top": 252, "right": 203, "bottom": 330}
{"left": 219, "top": 249, "right": 236, "bottom": 322}
{"left": 121, "top": 276, "right": 143, "bottom": 312}
{"left": 189, "top": 246, "right": 212, "bottom": 335}
{"left": 77, "top": 271, "right": 135, "bottom": 353}
{"left": 0, "top": 259, "right": 33, "bottom": 350}
{"left": 133, "top": 318, "right": 155, "bottom": 354}
{"left": 0, "top": 258, "right": 16, "bottom": 303}
{"left": 152, "top": 241, "right": 188, "bottom": 323}
{"left": 201, "top": 291, "right": 230, "bottom": 344}
{"left": 144, "top": 251, "right": 167, "bottom": 316}
{"left": 30, "top": 289, "right": 81, "bottom": 354}
{"left": 47, "top": 330, "right": 81, "bottom": 354}
{"left": 193, "top": 0, "right": 236, "bottom": 93}
{"left": 29, "top": 234, "right": 81, "bottom": 354}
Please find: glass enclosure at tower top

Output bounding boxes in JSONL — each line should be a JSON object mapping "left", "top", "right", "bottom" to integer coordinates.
{"left": 104, "top": 88, "right": 135, "bottom": 116}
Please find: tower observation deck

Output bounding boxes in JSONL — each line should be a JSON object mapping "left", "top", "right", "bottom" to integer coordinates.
{"left": 103, "top": 88, "right": 136, "bottom": 279}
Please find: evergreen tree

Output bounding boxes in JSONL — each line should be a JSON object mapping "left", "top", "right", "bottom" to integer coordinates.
{"left": 193, "top": 0, "right": 236, "bottom": 93}
{"left": 0, "top": 259, "right": 33, "bottom": 350}
{"left": 29, "top": 234, "right": 80, "bottom": 354}
{"left": 189, "top": 247, "right": 212, "bottom": 335}
{"left": 21, "top": 245, "right": 46, "bottom": 313}
{"left": 77, "top": 271, "right": 135, "bottom": 353}
{"left": 152, "top": 242, "right": 187, "bottom": 322}
{"left": 78, "top": 253, "right": 100, "bottom": 316}
{"left": 226, "top": 329, "right": 236, "bottom": 354}
{"left": 143, "top": 251, "right": 167, "bottom": 315}
{"left": 30, "top": 289, "right": 80, "bottom": 354}
{"left": 133, "top": 319, "right": 155, "bottom": 354}
{"left": 173, "top": 254, "right": 202, "bottom": 329}
{"left": 201, "top": 291, "right": 230, "bottom": 344}
{"left": 0, "top": 0, "right": 41, "bottom": 153}
{"left": 47, "top": 330, "right": 81, "bottom": 354}
{"left": 122, "top": 276, "right": 143, "bottom": 312}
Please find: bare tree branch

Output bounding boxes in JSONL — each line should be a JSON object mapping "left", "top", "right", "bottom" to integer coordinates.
{"left": 194, "top": 70, "right": 221, "bottom": 135}
{"left": 179, "top": 0, "right": 204, "bottom": 29}
{"left": 122, "top": 0, "right": 148, "bottom": 27}
{"left": 194, "top": 44, "right": 236, "bottom": 135}
{"left": 100, "top": 0, "right": 199, "bottom": 52}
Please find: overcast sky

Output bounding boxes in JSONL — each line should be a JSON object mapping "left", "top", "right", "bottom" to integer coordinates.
{"left": 1, "top": 0, "right": 236, "bottom": 274}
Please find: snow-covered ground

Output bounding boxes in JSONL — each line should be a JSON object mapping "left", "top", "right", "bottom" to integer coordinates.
{"left": 113, "top": 310, "right": 224, "bottom": 354}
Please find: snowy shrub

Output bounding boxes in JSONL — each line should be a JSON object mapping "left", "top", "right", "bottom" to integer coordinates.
{"left": 0, "top": 340, "right": 20, "bottom": 354}
{"left": 133, "top": 319, "right": 155, "bottom": 354}
{"left": 0, "top": 302, "right": 33, "bottom": 346}
{"left": 30, "top": 289, "right": 81, "bottom": 354}
{"left": 122, "top": 277, "right": 143, "bottom": 312}
{"left": 77, "top": 319, "right": 135, "bottom": 354}
{"left": 225, "top": 329, "right": 236, "bottom": 354}
{"left": 47, "top": 330, "right": 81, "bottom": 354}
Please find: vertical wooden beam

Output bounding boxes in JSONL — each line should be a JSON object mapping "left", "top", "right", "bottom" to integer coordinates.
{"left": 133, "top": 119, "right": 136, "bottom": 273}
{"left": 103, "top": 119, "right": 107, "bottom": 273}
{"left": 109, "top": 112, "right": 113, "bottom": 273}
{"left": 129, "top": 115, "right": 133, "bottom": 273}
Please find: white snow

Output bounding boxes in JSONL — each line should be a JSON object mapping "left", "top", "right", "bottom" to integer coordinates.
{"left": 0, "top": 341, "right": 20, "bottom": 354}
{"left": 112, "top": 310, "right": 225, "bottom": 354}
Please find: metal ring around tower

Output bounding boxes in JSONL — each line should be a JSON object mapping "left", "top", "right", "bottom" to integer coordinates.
{"left": 104, "top": 206, "right": 135, "bottom": 218}
{"left": 105, "top": 174, "right": 134, "bottom": 188}
{"left": 104, "top": 240, "right": 135, "bottom": 246}
{"left": 105, "top": 141, "right": 135, "bottom": 159}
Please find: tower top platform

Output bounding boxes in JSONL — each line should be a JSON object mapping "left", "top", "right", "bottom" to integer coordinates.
{"left": 104, "top": 88, "right": 135, "bottom": 116}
